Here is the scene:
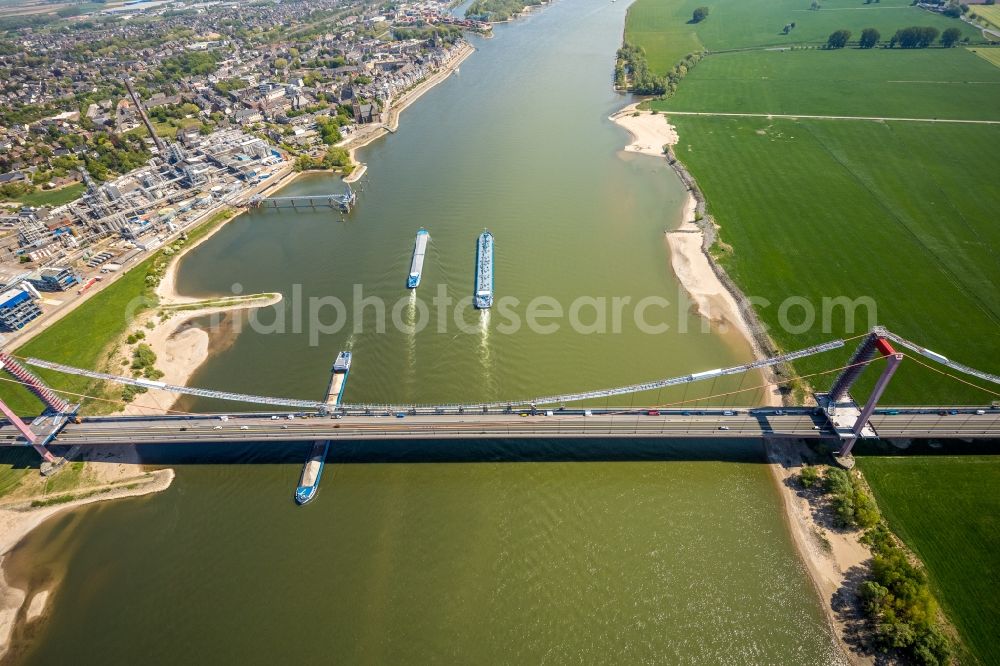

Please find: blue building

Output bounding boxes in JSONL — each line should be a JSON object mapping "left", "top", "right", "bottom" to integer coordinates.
{"left": 0, "top": 287, "right": 42, "bottom": 331}
{"left": 27, "top": 266, "right": 79, "bottom": 292}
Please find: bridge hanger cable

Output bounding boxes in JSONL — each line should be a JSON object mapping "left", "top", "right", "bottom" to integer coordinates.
{"left": 535, "top": 355, "right": 890, "bottom": 422}
{"left": 900, "top": 353, "right": 1000, "bottom": 398}
{"left": 6, "top": 329, "right": 996, "bottom": 414}
{"left": 11, "top": 338, "right": 851, "bottom": 411}
{"left": 0, "top": 373, "right": 205, "bottom": 418}
{"left": 647, "top": 354, "right": 888, "bottom": 411}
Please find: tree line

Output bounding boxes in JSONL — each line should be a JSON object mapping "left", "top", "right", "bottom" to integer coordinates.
{"left": 614, "top": 43, "right": 667, "bottom": 95}
{"left": 826, "top": 25, "right": 963, "bottom": 49}
{"left": 799, "top": 466, "right": 953, "bottom": 665}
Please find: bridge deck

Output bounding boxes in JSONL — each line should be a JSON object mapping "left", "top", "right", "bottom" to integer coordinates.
{"left": 0, "top": 409, "right": 996, "bottom": 446}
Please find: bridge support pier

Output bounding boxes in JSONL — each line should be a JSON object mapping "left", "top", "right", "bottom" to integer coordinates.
{"left": 838, "top": 351, "right": 903, "bottom": 458}
{"left": 827, "top": 332, "right": 880, "bottom": 411}
{"left": 0, "top": 352, "right": 72, "bottom": 414}
{"left": 0, "top": 397, "right": 54, "bottom": 462}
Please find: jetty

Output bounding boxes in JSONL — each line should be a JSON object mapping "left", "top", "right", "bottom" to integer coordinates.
{"left": 247, "top": 186, "right": 356, "bottom": 213}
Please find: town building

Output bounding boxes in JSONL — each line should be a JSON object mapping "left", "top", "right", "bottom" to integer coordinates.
{"left": 0, "top": 285, "right": 42, "bottom": 331}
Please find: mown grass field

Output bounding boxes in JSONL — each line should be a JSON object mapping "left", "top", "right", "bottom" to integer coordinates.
{"left": 856, "top": 454, "right": 1000, "bottom": 665}
{"left": 670, "top": 115, "right": 1000, "bottom": 404}
{"left": 968, "top": 45, "right": 1000, "bottom": 69}
{"left": 625, "top": 0, "right": 980, "bottom": 71}
{"left": 653, "top": 47, "right": 1000, "bottom": 119}
{"left": 625, "top": 1, "right": 1000, "bottom": 661}
{"left": 973, "top": 5, "right": 1000, "bottom": 30}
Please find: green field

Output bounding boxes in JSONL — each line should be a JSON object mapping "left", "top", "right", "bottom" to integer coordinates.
{"left": 653, "top": 47, "right": 1000, "bottom": 119}
{"left": 625, "top": 0, "right": 980, "bottom": 71}
{"left": 626, "top": 0, "right": 1000, "bottom": 405}
{"left": 856, "top": 454, "right": 1000, "bottom": 665}
{"left": 670, "top": 115, "right": 1000, "bottom": 403}
{"left": 14, "top": 183, "right": 86, "bottom": 208}
{"left": 969, "top": 46, "right": 1000, "bottom": 69}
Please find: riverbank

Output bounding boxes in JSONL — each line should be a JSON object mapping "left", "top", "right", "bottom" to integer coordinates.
{"left": 612, "top": 102, "right": 869, "bottom": 656}
{"left": 117, "top": 236, "right": 285, "bottom": 416}
{"left": 340, "top": 41, "right": 475, "bottom": 172}
{"left": 766, "top": 440, "right": 872, "bottom": 665}
{"left": 610, "top": 104, "right": 781, "bottom": 407}
{"left": 0, "top": 468, "right": 174, "bottom": 661}
{"left": 122, "top": 294, "right": 283, "bottom": 416}
{"left": 120, "top": 43, "right": 478, "bottom": 413}
{"left": 610, "top": 103, "right": 677, "bottom": 156}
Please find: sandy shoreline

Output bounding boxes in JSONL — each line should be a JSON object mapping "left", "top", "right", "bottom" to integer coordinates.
{"left": 610, "top": 103, "right": 678, "bottom": 156}
{"left": 766, "top": 441, "right": 873, "bottom": 665}
{"left": 610, "top": 103, "right": 869, "bottom": 662}
{"left": 0, "top": 469, "right": 175, "bottom": 659}
{"left": 610, "top": 104, "right": 781, "bottom": 407}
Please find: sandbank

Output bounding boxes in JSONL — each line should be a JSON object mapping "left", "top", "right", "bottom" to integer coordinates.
{"left": 0, "top": 469, "right": 174, "bottom": 659}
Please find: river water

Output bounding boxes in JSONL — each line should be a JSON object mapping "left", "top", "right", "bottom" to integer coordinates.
{"left": 4, "top": 0, "right": 844, "bottom": 662}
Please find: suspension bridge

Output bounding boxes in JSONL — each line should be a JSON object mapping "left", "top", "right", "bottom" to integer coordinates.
{"left": 0, "top": 327, "right": 997, "bottom": 467}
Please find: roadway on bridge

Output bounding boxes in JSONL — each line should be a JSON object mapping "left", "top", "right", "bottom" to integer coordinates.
{"left": 2, "top": 410, "right": 995, "bottom": 446}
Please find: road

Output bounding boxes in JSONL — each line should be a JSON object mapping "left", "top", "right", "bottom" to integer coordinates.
{"left": 0, "top": 408, "right": 996, "bottom": 446}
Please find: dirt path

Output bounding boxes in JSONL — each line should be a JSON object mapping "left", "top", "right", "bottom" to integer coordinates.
{"left": 660, "top": 110, "right": 1000, "bottom": 124}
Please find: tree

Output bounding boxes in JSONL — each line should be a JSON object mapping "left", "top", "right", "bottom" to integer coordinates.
{"left": 692, "top": 6, "right": 709, "bottom": 22}
{"left": 859, "top": 28, "right": 880, "bottom": 48}
{"left": 940, "top": 27, "right": 961, "bottom": 47}
{"left": 891, "top": 26, "right": 939, "bottom": 48}
{"left": 826, "top": 29, "right": 852, "bottom": 48}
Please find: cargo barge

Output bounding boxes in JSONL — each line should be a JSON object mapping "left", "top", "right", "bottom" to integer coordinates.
{"left": 474, "top": 230, "right": 494, "bottom": 309}
{"left": 295, "top": 351, "right": 352, "bottom": 505}
{"left": 407, "top": 228, "right": 430, "bottom": 288}
{"left": 324, "top": 351, "right": 352, "bottom": 406}
{"left": 294, "top": 441, "right": 329, "bottom": 505}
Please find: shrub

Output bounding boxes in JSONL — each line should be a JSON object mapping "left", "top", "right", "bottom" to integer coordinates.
{"left": 822, "top": 468, "right": 880, "bottom": 528}
{"left": 799, "top": 465, "right": 821, "bottom": 488}
{"left": 131, "top": 343, "right": 156, "bottom": 370}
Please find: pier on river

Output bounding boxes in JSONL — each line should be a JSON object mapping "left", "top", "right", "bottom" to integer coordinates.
{"left": 246, "top": 186, "right": 356, "bottom": 212}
